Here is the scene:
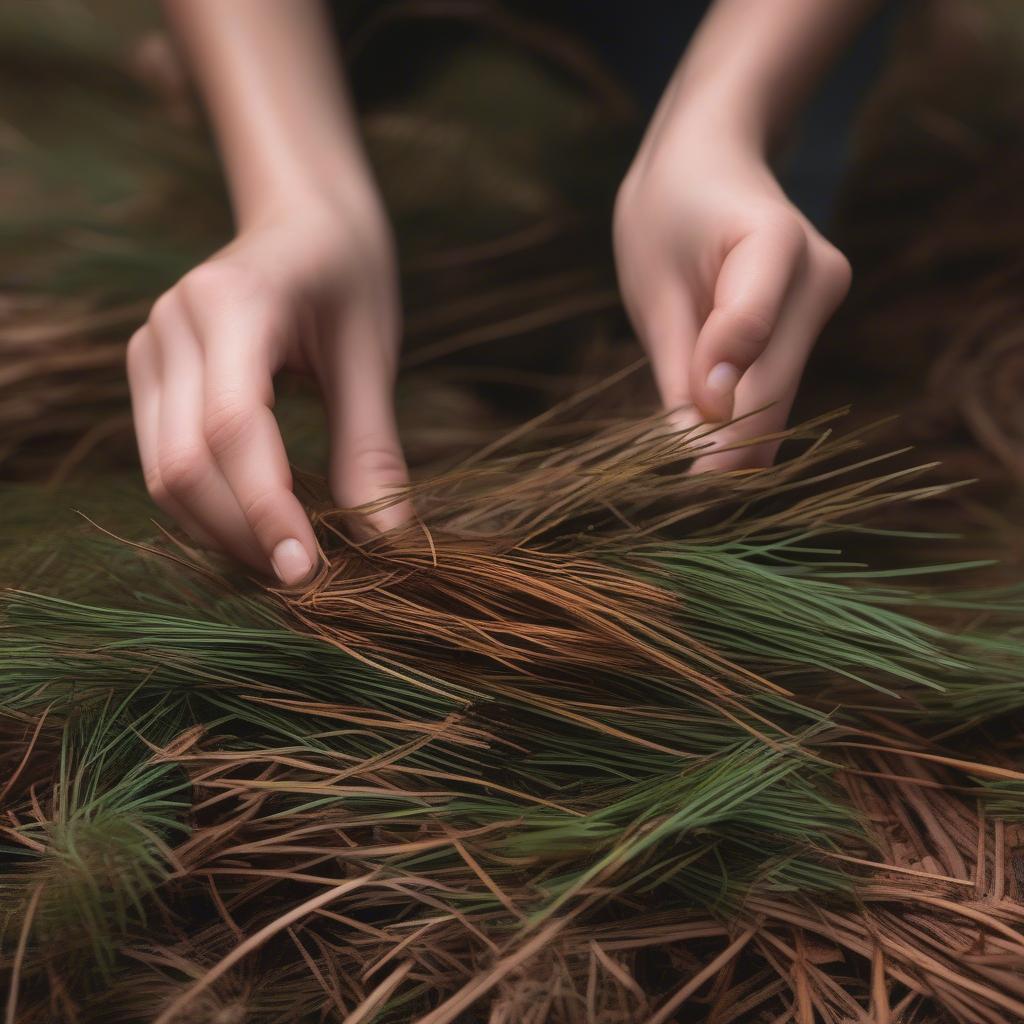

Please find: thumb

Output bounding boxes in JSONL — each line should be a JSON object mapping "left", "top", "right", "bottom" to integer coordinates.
{"left": 324, "top": 308, "right": 411, "bottom": 535}
{"left": 690, "top": 220, "right": 805, "bottom": 422}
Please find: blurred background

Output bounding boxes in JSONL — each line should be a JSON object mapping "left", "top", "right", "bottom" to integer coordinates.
{"left": 1, "top": 0, "right": 1022, "bottom": 569}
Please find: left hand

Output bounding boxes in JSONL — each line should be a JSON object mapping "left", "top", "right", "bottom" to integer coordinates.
{"left": 613, "top": 117, "right": 852, "bottom": 471}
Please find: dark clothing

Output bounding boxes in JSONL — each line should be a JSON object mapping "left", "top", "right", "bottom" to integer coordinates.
{"left": 527, "top": 1, "right": 899, "bottom": 230}
{"left": 332, "top": 1, "right": 900, "bottom": 230}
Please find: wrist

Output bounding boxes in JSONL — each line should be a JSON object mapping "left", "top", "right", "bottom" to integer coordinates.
{"left": 630, "top": 101, "right": 769, "bottom": 192}
{"left": 233, "top": 150, "right": 383, "bottom": 235}
{"left": 649, "top": 71, "right": 777, "bottom": 164}
{"left": 645, "top": 0, "right": 882, "bottom": 162}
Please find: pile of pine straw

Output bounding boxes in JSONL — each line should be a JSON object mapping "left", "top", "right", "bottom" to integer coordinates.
{"left": 2, "top": 401, "right": 1023, "bottom": 1023}
{"left": 2, "top": 2, "right": 1024, "bottom": 1022}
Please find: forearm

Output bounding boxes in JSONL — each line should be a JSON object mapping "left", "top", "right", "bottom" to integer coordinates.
{"left": 645, "top": 0, "right": 883, "bottom": 155}
{"left": 161, "top": 0, "right": 370, "bottom": 227}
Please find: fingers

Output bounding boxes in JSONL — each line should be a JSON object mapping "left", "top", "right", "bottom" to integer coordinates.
{"left": 183, "top": 267, "right": 320, "bottom": 584}
{"left": 628, "top": 284, "right": 700, "bottom": 421}
{"left": 688, "top": 357, "right": 800, "bottom": 475}
{"left": 128, "top": 247, "right": 412, "bottom": 581}
{"left": 689, "top": 219, "right": 806, "bottom": 422}
{"left": 690, "top": 242, "right": 852, "bottom": 475}
{"left": 126, "top": 325, "right": 217, "bottom": 549}
{"left": 150, "top": 296, "right": 267, "bottom": 571}
{"left": 322, "top": 301, "right": 411, "bottom": 535}
{"left": 129, "top": 264, "right": 319, "bottom": 585}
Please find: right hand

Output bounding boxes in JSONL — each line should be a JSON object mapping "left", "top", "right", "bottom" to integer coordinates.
{"left": 127, "top": 186, "right": 410, "bottom": 585}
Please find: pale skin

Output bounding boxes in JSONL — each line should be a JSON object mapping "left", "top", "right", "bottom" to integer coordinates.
{"left": 129, "top": 0, "right": 877, "bottom": 585}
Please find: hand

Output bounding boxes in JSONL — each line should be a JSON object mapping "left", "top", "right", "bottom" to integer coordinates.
{"left": 613, "top": 120, "right": 852, "bottom": 471}
{"left": 127, "top": 189, "right": 409, "bottom": 584}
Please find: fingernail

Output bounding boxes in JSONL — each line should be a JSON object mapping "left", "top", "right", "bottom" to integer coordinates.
{"left": 271, "top": 538, "right": 313, "bottom": 586}
{"left": 706, "top": 362, "right": 741, "bottom": 397}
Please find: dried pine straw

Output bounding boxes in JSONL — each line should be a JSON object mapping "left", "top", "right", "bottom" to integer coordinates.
{"left": 2, "top": 405, "right": 1023, "bottom": 1023}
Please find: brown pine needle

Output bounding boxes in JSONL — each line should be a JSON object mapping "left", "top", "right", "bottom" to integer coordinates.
{"left": 152, "top": 873, "right": 380, "bottom": 1024}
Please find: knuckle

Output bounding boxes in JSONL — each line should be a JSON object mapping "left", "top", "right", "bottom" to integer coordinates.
{"left": 766, "top": 211, "right": 807, "bottom": 253}
{"left": 148, "top": 290, "right": 180, "bottom": 331}
{"left": 816, "top": 243, "right": 852, "bottom": 299}
{"left": 719, "top": 307, "right": 774, "bottom": 350}
{"left": 159, "top": 446, "right": 209, "bottom": 497}
{"left": 204, "top": 397, "right": 255, "bottom": 455}
{"left": 350, "top": 441, "right": 407, "bottom": 484}
{"left": 240, "top": 490, "right": 283, "bottom": 536}
{"left": 125, "top": 328, "right": 149, "bottom": 374}
{"left": 180, "top": 261, "right": 259, "bottom": 308}
{"left": 752, "top": 210, "right": 809, "bottom": 274}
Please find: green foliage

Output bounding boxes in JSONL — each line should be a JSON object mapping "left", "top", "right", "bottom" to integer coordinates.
{"left": 1, "top": 695, "right": 189, "bottom": 972}
{"left": 2, "top": 420, "right": 1022, "bottom": 1020}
